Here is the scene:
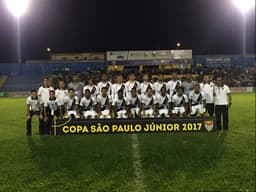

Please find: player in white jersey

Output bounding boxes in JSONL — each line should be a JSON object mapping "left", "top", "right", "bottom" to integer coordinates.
{"left": 83, "top": 78, "right": 97, "bottom": 98}
{"left": 125, "top": 72, "right": 140, "bottom": 98}
{"left": 64, "top": 88, "right": 80, "bottom": 119}
{"left": 55, "top": 80, "right": 68, "bottom": 113}
{"left": 200, "top": 75, "right": 215, "bottom": 116}
{"left": 169, "top": 86, "right": 189, "bottom": 117}
{"left": 139, "top": 73, "right": 153, "bottom": 96}
{"left": 167, "top": 73, "right": 182, "bottom": 96}
{"left": 111, "top": 74, "right": 125, "bottom": 100}
{"left": 37, "top": 77, "right": 54, "bottom": 104}
{"left": 155, "top": 85, "right": 170, "bottom": 118}
{"left": 26, "top": 89, "right": 44, "bottom": 136}
{"left": 80, "top": 89, "right": 97, "bottom": 119}
{"left": 140, "top": 87, "right": 157, "bottom": 118}
{"left": 188, "top": 84, "right": 206, "bottom": 116}
{"left": 126, "top": 87, "right": 141, "bottom": 118}
{"left": 67, "top": 73, "right": 84, "bottom": 100}
{"left": 112, "top": 90, "right": 128, "bottom": 118}
{"left": 182, "top": 73, "right": 196, "bottom": 96}
{"left": 97, "top": 72, "right": 112, "bottom": 95}
{"left": 44, "top": 90, "right": 62, "bottom": 134}
{"left": 96, "top": 87, "right": 112, "bottom": 119}
{"left": 153, "top": 74, "right": 167, "bottom": 95}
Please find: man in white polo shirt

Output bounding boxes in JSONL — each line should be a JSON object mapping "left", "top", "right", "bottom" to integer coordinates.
{"left": 214, "top": 77, "right": 232, "bottom": 130}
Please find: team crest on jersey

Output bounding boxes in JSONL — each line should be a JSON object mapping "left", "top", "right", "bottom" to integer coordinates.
{"left": 204, "top": 120, "right": 214, "bottom": 132}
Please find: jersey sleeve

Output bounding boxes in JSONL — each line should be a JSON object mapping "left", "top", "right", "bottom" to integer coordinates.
{"left": 26, "top": 97, "right": 30, "bottom": 105}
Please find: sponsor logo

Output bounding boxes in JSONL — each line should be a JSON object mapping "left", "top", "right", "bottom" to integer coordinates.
{"left": 204, "top": 120, "right": 214, "bottom": 132}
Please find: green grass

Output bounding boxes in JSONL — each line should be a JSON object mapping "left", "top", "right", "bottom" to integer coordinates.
{"left": 0, "top": 93, "right": 255, "bottom": 192}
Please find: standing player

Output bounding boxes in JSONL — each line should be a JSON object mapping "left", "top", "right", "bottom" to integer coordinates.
{"left": 80, "top": 89, "right": 97, "bottom": 119}
{"left": 26, "top": 90, "right": 44, "bottom": 136}
{"left": 38, "top": 77, "right": 54, "bottom": 105}
{"left": 169, "top": 86, "right": 189, "bottom": 117}
{"left": 125, "top": 72, "right": 140, "bottom": 98}
{"left": 140, "top": 87, "right": 157, "bottom": 118}
{"left": 83, "top": 78, "right": 97, "bottom": 98}
{"left": 200, "top": 75, "right": 215, "bottom": 116}
{"left": 44, "top": 90, "right": 62, "bottom": 134}
{"left": 139, "top": 73, "right": 153, "bottom": 96}
{"left": 64, "top": 88, "right": 80, "bottom": 119}
{"left": 126, "top": 87, "right": 141, "bottom": 118}
{"left": 155, "top": 85, "right": 170, "bottom": 118}
{"left": 55, "top": 80, "right": 68, "bottom": 114}
{"left": 96, "top": 87, "right": 112, "bottom": 119}
{"left": 214, "top": 77, "right": 232, "bottom": 130}
{"left": 97, "top": 72, "right": 112, "bottom": 95}
{"left": 153, "top": 74, "right": 166, "bottom": 95}
{"left": 167, "top": 73, "right": 182, "bottom": 96}
{"left": 188, "top": 84, "right": 206, "bottom": 117}
{"left": 67, "top": 73, "right": 84, "bottom": 100}
{"left": 112, "top": 90, "right": 128, "bottom": 118}
{"left": 182, "top": 73, "right": 196, "bottom": 96}
{"left": 111, "top": 74, "right": 125, "bottom": 100}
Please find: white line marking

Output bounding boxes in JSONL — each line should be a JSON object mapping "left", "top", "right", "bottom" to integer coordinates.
{"left": 131, "top": 134, "right": 146, "bottom": 192}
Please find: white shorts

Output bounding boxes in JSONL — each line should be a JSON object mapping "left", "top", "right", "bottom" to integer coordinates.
{"left": 191, "top": 104, "right": 205, "bottom": 115}
{"left": 66, "top": 110, "right": 80, "bottom": 119}
{"left": 158, "top": 108, "right": 169, "bottom": 118}
{"left": 172, "top": 107, "right": 185, "bottom": 114}
{"left": 143, "top": 109, "right": 154, "bottom": 118}
{"left": 83, "top": 110, "right": 97, "bottom": 118}
{"left": 117, "top": 110, "right": 127, "bottom": 118}
{"left": 100, "top": 109, "right": 111, "bottom": 119}
{"left": 130, "top": 107, "right": 140, "bottom": 117}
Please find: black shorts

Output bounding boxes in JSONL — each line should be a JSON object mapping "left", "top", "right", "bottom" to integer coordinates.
{"left": 206, "top": 103, "right": 214, "bottom": 115}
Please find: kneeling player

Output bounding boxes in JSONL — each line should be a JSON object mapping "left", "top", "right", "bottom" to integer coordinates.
{"left": 127, "top": 87, "right": 141, "bottom": 118}
{"left": 26, "top": 89, "right": 44, "bottom": 136}
{"left": 44, "top": 90, "right": 62, "bottom": 134}
{"left": 112, "top": 90, "right": 128, "bottom": 118}
{"left": 155, "top": 85, "right": 170, "bottom": 118}
{"left": 80, "top": 89, "right": 97, "bottom": 119}
{"left": 188, "top": 84, "right": 206, "bottom": 117}
{"left": 169, "top": 86, "right": 189, "bottom": 117}
{"left": 96, "top": 87, "right": 112, "bottom": 119}
{"left": 140, "top": 87, "right": 157, "bottom": 118}
{"left": 64, "top": 88, "right": 80, "bottom": 119}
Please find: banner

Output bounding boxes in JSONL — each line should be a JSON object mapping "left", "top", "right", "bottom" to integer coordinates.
{"left": 52, "top": 117, "right": 216, "bottom": 135}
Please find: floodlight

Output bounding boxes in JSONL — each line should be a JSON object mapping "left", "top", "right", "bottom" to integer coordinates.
{"left": 5, "top": 0, "right": 30, "bottom": 17}
{"left": 233, "top": 0, "right": 255, "bottom": 14}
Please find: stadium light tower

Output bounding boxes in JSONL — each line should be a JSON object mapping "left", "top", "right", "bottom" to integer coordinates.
{"left": 5, "top": 0, "right": 30, "bottom": 64}
{"left": 232, "top": 0, "right": 255, "bottom": 56}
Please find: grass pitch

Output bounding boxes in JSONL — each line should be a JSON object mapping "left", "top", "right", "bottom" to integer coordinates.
{"left": 0, "top": 93, "right": 255, "bottom": 192}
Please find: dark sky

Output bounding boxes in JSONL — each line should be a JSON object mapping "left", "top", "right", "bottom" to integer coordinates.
{"left": 0, "top": 0, "right": 255, "bottom": 62}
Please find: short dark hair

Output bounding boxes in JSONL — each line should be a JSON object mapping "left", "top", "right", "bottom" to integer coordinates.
{"left": 101, "top": 86, "right": 107, "bottom": 91}
{"left": 31, "top": 89, "right": 37, "bottom": 93}
{"left": 49, "top": 90, "right": 55, "bottom": 94}
{"left": 42, "top": 76, "right": 48, "bottom": 81}
{"left": 68, "top": 88, "right": 75, "bottom": 92}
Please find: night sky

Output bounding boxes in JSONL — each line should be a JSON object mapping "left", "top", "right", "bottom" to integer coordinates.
{"left": 0, "top": 0, "right": 255, "bottom": 62}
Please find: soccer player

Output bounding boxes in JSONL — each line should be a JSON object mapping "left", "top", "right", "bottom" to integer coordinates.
{"left": 112, "top": 90, "right": 128, "bottom": 118}
{"left": 37, "top": 77, "right": 54, "bottom": 105}
{"left": 155, "top": 85, "right": 170, "bottom": 118}
{"left": 200, "top": 75, "right": 215, "bottom": 116}
{"left": 126, "top": 87, "right": 141, "bottom": 118}
{"left": 67, "top": 73, "right": 84, "bottom": 100}
{"left": 55, "top": 80, "right": 68, "bottom": 114}
{"left": 169, "top": 86, "right": 189, "bottom": 117}
{"left": 64, "top": 88, "right": 80, "bottom": 119}
{"left": 182, "top": 73, "right": 196, "bottom": 96}
{"left": 26, "top": 90, "right": 44, "bottom": 136}
{"left": 111, "top": 74, "right": 125, "bottom": 100}
{"left": 80, "top": 89, "right": 97, "bottom": 119}
{"left": 44, "top": 90, "right": 62, "bottom": 134}
{"left": 139, "top": 73, "right": 153, "bottom": 96}
{"left": 214, "top": 77, "right": 232, "bottom": 130}
{"left": 140, "top": 87, "right": 157, "bottom": 118}
{"left": 97, "top": 72, "right": 112, "bottom": 95}
{"left": 153, "top": 74, "right": 166, "bottom": 95}
{"left": 125, "top": 72, "right": 140, "bottom": 98}
{"left": 188, "top": 84, "right": 206, "bottom": 117}
{"left": 83, "top": 78, "right": 97, "bottom": 98}
{"left": 96, "top": 87, "right": 112, "bottom": 119}
{"left": 167, "top": 73, "right": 182, "bottom": 96}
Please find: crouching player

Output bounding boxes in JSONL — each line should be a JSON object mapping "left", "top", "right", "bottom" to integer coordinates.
{"left": 44, "top": 90, "right": 62, "bottom": 134}
{"left": 155, "top": 85, "right": 170, "bottom": 118}
{"left": 80, "top": 89, "right": 97, "bottom": 119}
{"left": 140, "top": 87, "right": 158, "bottom": 118}
{"left": 126, "top": 87, "right": 141, "bottom": 118}
{"left": 96, "top": 87, "right": 112, "bottom": 119}
{"left": 112, "top": 90, "right": 128, "bottom": 118}
{"left": 26, "top": 89, "right": 44, "bottom": 136}
{"left": 188, "top": 84, "right": 206, "bottom": 117}
{"left": 169, "top": 86, "right": 189, "bottom": 117}
{"left": 64, "top": 88, "right": 80, "bottom": 119}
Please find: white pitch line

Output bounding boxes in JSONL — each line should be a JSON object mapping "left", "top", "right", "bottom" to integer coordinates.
{"left": 131, "top": 134, "right": 146, "bottom": 192}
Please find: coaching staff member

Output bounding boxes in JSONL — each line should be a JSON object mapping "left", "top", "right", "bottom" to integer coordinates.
{"left": 214, "top": 77, "right": 232, "bottom": 130}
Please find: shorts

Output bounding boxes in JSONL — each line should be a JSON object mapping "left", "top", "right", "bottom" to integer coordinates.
{"left": 158, "top": 108, "right": 169, "bottom": 118}
{"left": 172, "top": 107, "right": 185, "bottom": 114}
{"left": 83, "top": 110, "right": 97, "bottom": 118}
{"left": 191, "top": 104, "right": 205, "bottom": 115}
{"left": 117, "top": 109, "right": 127, "bottom": 118}
{"left": 100, "top": 109, "right": 111, "bottom": 119}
